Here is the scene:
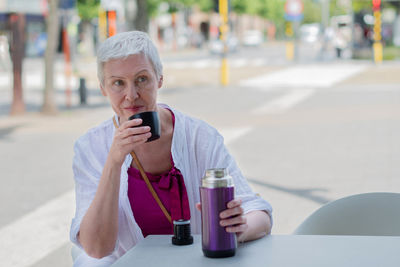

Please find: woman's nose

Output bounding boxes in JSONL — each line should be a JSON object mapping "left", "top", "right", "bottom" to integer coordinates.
{"left": 125, "top": 84, "right": 139, "bottom": 101}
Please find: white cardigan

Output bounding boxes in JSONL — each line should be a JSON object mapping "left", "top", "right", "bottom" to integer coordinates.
{"left": 70, "top": 106, "right": 272, "bottom": 266}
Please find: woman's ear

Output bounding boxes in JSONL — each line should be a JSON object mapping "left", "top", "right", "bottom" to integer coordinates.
{"left": 158, "top": 75, "right": 163, "bottom": 89}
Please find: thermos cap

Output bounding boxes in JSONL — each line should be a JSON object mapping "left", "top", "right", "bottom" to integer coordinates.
{"left": 172, "top": 220, "right": 193, "bottom": 246}
{"left": 202, "top": 168, "right": 234, "bottom": 188}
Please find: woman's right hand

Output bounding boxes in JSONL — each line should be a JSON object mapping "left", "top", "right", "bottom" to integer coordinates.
{"left": 109, "top": 118, "right": 151, "bottom": 165}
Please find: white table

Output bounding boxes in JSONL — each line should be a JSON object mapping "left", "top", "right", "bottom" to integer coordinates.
{"left": 111, "top": 234, "right": 400, "bottom": 267}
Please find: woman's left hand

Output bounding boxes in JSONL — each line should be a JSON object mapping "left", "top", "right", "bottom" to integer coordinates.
{"left": 196, "top": 198, "right": 248, "bottom": 242}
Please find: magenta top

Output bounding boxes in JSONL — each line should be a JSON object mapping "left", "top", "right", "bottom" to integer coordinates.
{"left": 127, "top": 110, "right": 191, "bottom": 237}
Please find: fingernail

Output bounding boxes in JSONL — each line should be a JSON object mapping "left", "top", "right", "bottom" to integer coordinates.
{"left": 130, "top": 119, "right": 141, "bottom": 125}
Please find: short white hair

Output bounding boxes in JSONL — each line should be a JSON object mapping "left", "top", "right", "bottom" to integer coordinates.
{"left": 97, "top": 31, "right": 163, "bottom": 85}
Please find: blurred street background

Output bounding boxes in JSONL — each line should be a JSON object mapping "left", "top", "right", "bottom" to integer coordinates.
{"left": 0, "top": 0, "right": 400, "bottom": 266}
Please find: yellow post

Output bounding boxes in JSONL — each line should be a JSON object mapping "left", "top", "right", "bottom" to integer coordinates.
{"left": 221, "top": 57, "right": 229, "bottom": 86}
{"left": 98, "top": 8, "right": 107, "bottom": 42}
{"left": 372, "top": 1, "right": 383, "bottom": 63}
{"left": 219, "top": 0, "right": 229, "bottom": 86}
{"left": 373, "top": 42, "right": 383, "bottom": 63}
{"left": 285, "top": 21, "right": 294, "bottom": 61}
{"left": 286, "top": 41, "right": 294, "bottom": 61}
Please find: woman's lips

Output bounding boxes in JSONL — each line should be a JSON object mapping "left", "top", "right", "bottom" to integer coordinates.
{"left": 124, "top": 106, "right": 143, "bottom": 113}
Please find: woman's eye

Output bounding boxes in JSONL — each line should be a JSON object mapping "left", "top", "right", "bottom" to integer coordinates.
{"left": 137, "top": 76, "right": 147, "bottom": 83}
{"left": 113, "top": 80, "right": 124, "bottom": 86}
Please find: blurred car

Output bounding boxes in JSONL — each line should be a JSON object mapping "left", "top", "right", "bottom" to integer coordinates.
{"left": 300, "top": 23, "right": 321, "bottom": 43}
{"left": 209, "top": 36, "right": 239, "bottom": 54}
{"left": 242, "top": 30, "right": 263, "bottom": 47}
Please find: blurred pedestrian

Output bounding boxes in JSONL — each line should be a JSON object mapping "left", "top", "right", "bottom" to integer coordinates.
{"left": 334, "top": 29, "right": 347, "bottom": 58}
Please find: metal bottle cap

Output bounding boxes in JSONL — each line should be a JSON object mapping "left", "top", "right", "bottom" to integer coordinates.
{"left": 201, "top": 168, "right": 234, "bottom": 188}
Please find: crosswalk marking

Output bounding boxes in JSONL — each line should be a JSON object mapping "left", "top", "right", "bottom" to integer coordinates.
{"left": 164, "top": 57, "right": 276, "bottom": 69}
{"left": 192, "top": 59, "right": 214, "bottom": 69}
{"left": 219, "top": 127, "right": 253, "bottom": 145}
{"left": 252, "top": 88, "right": 315, "bottom": 114}
{"left": 0, "top": 72, "right": 79, "bottom": 90}
{"left": 166, "top": 61, "right": 188, "bottom": 69}
{"left": 241, "top": 63, "right": 367, "bottom": 89}
{"left": 231, "top": 58, "right": 247, "bottom": 68}
{"left": 0, "top": 190, "right": 75, "bottom": 267}
{"left": 252, "top": 58, "right": 266, "bottom": 67}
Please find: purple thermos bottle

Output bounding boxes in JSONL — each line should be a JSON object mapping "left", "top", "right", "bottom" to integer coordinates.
{"left": 200, "top": 168, "right": 236, "bottom": 258}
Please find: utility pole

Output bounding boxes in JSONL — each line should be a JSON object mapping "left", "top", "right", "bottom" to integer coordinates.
{"left": 321, "top": 0, "right": 330, "bottom": 29}
{"left": 319, "top": 0, "right": 330, "bottom": 60}
{"left": 9, "top": 13, "right": 26, "bottom": 115}
{"left": 349, "top": 0, "right": 355, "bottom": 59}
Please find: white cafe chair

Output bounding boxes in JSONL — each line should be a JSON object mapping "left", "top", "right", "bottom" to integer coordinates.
{"left": 294, "top": 192, "right": 400, "bottom": 236}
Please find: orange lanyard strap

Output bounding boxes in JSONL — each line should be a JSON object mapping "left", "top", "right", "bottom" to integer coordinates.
{"left": 112, "top": 117, "right": 172, "bottom": 224}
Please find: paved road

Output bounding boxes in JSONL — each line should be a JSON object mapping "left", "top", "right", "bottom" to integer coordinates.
{"left": 0, "top": 51, "right": 399, "bottom": 266}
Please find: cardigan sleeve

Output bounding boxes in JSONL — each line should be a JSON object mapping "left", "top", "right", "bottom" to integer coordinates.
{"left": 70, "top": 136, "right": 102, "bottom": 249}
{"left": 70, "top": 123, "right": 133, "bottom": 266}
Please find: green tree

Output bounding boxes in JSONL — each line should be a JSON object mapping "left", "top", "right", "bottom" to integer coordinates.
{"left": 232, "top": 0, "right": 247, "bottom": 14}
{"left": 132, "top": 0, "right": 197, "bottom": 31}
{"left": 262, "top": 0, "right": 285, "bottom": 38}
{"left": 303, "top": 0, "right": 321, "bottom": 24}
{"left": 76, "top": 0, "right": 98, "bottom": 56}
{"left": 264, "top": 0, "right": 285, "bottom": 23}
{"left": 77, "top": 0, "right": 100, "bottom": 20}
{"left": 148, "top": 0, "right": 164, "bottom": 18}
{"left": 353, "top": 1, "right": 372, "bottom": 13}
{"left": 330, "top": 0, "right": 347, "bottom": 16}
{"left": 198, "top": 0, "right": 214, "bottom": 12}
{"left": 243, "top": 0, "right": 263, "bottom": 16}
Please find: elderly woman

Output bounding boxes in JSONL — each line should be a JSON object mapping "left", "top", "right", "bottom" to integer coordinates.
{"left": 70, "top": 31, "right": 272, "bottom": 266}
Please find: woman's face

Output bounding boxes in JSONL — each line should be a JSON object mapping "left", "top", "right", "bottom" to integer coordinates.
{"left": 100, "top": 54, "right": 162, "bottom": 124}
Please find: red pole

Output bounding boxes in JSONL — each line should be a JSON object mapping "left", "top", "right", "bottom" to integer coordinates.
{"left": 107, "top": 11, "right": 117, "bottom": 37}
{"left": 62, "top": 27, "right": 72, "bottom": 107}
